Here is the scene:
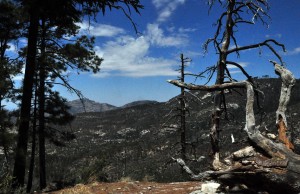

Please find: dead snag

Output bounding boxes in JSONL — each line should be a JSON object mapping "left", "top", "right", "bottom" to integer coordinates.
{"left": 270, "top": 60, "right": 296, "bottom": 150}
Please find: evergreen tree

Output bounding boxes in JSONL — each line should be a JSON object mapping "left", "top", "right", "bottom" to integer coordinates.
{"left": 12, "top": 0, "right": 143, "bottom": 188}
{"left": 0, "top": 0, "right": 23, "bottom": 171}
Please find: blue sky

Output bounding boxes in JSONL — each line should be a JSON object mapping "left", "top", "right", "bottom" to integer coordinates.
{"left": 7, "top": 0, "right": 300, "bottom": 108}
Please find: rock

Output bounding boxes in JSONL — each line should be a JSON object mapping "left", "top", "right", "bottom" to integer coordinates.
{"left": 201, "top": 182, "right": 221, "bottom": 194}
{"left": 266, "top": 133, "right": 276, "bottom": 139}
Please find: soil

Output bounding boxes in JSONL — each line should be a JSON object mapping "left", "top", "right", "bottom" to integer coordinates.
{"left": 47, "top": 181, "right": 202, "bottom": 194}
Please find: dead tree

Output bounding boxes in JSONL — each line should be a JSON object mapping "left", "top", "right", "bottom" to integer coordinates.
{"left": 167, "top": 0, "right": 300, "bottom": 192}
{"left": 271, "top": 60, "right": 296, "bottom": 150}
{"left": 178, "top": 54, "right": 191, "bottom": 160}
{"left": 164, "top": 54, "right": 197, "bottom": 161}
{"left": 192, "top": 0, "right": 286, "bottom": 170}
{"left": 168, "top": 61, "right": 300, "bottom": 193}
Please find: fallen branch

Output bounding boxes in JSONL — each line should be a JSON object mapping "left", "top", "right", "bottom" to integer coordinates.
{"left": 168, "top": 61, "right": 300, "bottom": 192}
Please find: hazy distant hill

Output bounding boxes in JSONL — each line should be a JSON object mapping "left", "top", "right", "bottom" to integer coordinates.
{"left": 67, "top": 99, "right": 159, "bottom": 114}
{"left": 67, "top": 98, "right": 117, "bottom": 114}
{"left": 121, "top": 100, "right": 159, "bottom": 108}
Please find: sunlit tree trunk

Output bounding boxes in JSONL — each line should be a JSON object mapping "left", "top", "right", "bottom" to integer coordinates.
{"left": 210, "top": 0, "right": 234, "bottom": 170}
{"left": 179, "top": 54, "right": 187, "bottom": 160}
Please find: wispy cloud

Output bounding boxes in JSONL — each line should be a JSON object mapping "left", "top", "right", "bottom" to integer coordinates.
{"left": 284, "top": 47, "right": 300, "bottom": 56}
{"left": 227, "top": 62, "right": 249, "bottom": 69}
{"left": 152, "top": 0, "right": 186, "bottom": 23}
{"left": 152, "top": 0, "right": 171, "bottom": 8}
{"left": 178, "top": 27, "right": 197, "bottom": 33}
{"left": 77, "top": 21, "right": 125, "bottom": 37}
{"left": 229, "top": 70, "right": 242, "bottom": 74}
{"left": 226, "top": 62, "right": 249, "bottom": 75}
{"left": 92, "top": 36, "right": 178, "bottom": 78}
{"left": 146, "top": 23, "right": 188, "bottom": 47}
{"left": 74, "top": 19, "right": 191, "bottom": 78}
{"left": 184, "top": 50, "right": 204, "bottom": 58}
{"left": 75, "top": 0, "right": 193, "bottom": 79}
{"left": 265, "top": 33, "right": 282, "bottom": 39}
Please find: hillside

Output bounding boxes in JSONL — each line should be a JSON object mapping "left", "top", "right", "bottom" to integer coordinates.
{"left": 67, "top": 98, "right": 159, "bottom": 114}
{"left": 121, "top": 100, "right": 159, "bottom": 108}
{"left": 45, "top": 78, "right": 300, "bottom": 192}
{"left": 67, "top": 98, "right": 117, "bottom": 114}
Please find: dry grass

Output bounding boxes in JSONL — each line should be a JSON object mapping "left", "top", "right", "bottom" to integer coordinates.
{"left": 47, "top": 181, "right": 202, "bottom": 194}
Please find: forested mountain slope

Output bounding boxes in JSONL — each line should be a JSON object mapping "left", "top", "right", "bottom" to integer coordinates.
{"left": 45, "top": 78, "right": 300, "bottom": 191}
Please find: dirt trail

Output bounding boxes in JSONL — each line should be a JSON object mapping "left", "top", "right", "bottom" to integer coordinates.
{"left": 48, "top": 181, "right": 202, "bottom": 194}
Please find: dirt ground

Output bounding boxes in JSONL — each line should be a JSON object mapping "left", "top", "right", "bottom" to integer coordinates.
{"left": 47, "top": 181, "right": 202, "bottom": 194}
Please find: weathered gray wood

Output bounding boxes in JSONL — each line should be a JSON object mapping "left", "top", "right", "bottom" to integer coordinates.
{"left": 169, "top": 62, "right": 300, "bottom": 192}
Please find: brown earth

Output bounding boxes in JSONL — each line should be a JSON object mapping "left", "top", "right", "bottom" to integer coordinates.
{"left": 47, "top": 181, "right": 202, "bottom": 194}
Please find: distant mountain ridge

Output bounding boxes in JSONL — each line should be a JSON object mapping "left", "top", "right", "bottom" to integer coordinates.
{"left": 67, "top": 98, "right": 117, "bottom": 114}
{"left": 67, "top": 98, "right": 159, "bottom": 114}
{"left": 121, "top": 100, "right": 158, "bottom": 108}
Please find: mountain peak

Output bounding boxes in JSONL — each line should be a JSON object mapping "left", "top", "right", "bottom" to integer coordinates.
{"left": 67, "top": 98, "right": 116, "bottom": 114}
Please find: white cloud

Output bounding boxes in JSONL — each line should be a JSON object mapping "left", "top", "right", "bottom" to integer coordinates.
{"left": 7, "top": 43, "right": 17, "bottom": 53}
{"left": 285, "top": 47, "right": 300, "bottom": 56}
{"left": 92, "top": 36, "right": 178, "bottom": 78}
{"left": 227, "top": 62, "right": 249, "bottom": 69}
{"left": 19, "top": 38, "right": 27, "bottom": 44}
{"left": 75, "top": 10, "right": 191, "bottom": 78}
{"left": 229, "top": 70, "right": 242, "bottom": 74}
{"left": 73, "top": 18, "right": 192, "bottom": 78}
{"left": 152, "top": 0, "right": 171, "bottom": 8}
{"left": 265, "top": 33, "right": 282, "bottom": 39}
{"left": 184, "top": 50, "right": 204, "bottom": 57}
{"left": 146, "top": 23, "right": 188, "bottom": 47}
{"left": 152, "top": 0, "right": 186, "bottom": 23}
{"left": 77, "top": 21, "right": 125, "bottom": 37}
{"left": 178, "top": 27, "right": 197, "bottom": 33}
{"left": 92, "top": 71, "right": 111, "bottom": 78}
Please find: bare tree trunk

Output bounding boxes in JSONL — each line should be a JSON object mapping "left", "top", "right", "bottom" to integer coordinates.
{"left": 169, "top": 62, "right": 300, "bottom": 193}
{"left": 211, "top": 0, "right": 235, "bottom": 170}
{"left": 180, "top": 54, "right": 186, "bottom": 160}
{"left": 38, "top": 18, "right": 47, "bottom": 190}
{"left": 26, "top": 84, "right": 38, "bottom": 193}
{"left": 272, "top": 61, "right": 296, "bottom": 150}
{"left": 12, "top": 8, "right": 39, "bottom": 188}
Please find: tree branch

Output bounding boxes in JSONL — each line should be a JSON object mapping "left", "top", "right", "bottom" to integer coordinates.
{"left": 227, "top": 39, "right": 286, "bottom": 64}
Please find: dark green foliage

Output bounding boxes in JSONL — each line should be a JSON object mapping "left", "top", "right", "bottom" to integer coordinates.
{"left": 50, "top": 35, "right": 102, "bottom": 75}
{"left": 45, "top": 91, "right": 74, "bottom": 126}
{"left": 9, "top": 0, "right": 143, "bottom": 189}
{"left": 0, "top": 109, "right": 16, "bottom": 163}
{"left": 0, "top": 0, "right": 24, "bottom": 101}
{"left": 79, "top": 154, "right": 109, "bottom": 183}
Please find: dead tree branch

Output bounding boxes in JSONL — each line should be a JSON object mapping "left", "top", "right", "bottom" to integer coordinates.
{"left": 169, "top": 62, "right": 300, "bottom": 192}
{"left": 227, "top": 39, "right": 286, "bottom": 64}
{"left": 270, "top": 60, "right": 296, "bottom": 150}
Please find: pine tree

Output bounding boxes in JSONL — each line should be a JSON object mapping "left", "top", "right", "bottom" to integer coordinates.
{"left": 12, "top": 0, "right": 143, "bottom": 189}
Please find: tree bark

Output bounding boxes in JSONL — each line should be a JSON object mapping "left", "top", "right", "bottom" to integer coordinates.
{"left": 38, "top": 18, "right": 47, "bottom": 190}
{"left": 210, "top": 0, "right": 235, "bottom": 170}
{"left": 273, "top": 61, "right": 296, "bottom": 150}
{"left": 12, "top": 8, "right": 39, "bottom": 188}
{"left": 179, "top": 54, "right": 186, "bottom": 160}
{"left": 26, "top": 85, "right": 38, "bottom": 193}
{"left": 169, "top": 62, "right": 300, "bottom": 193}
